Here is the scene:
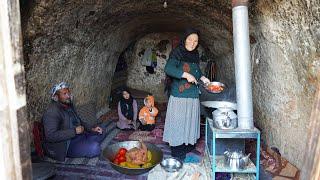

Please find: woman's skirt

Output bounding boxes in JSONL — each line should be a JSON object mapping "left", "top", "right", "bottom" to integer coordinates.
{"left": 163, "top": 96, "right": 200, "bottom": 146}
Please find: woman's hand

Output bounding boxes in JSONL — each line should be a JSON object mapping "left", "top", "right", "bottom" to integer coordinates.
{"left": 182, "top": 72, "right": 197, "bottom": 84}
{"left": 200, "top": 76, "right": 210, "bottom": 85}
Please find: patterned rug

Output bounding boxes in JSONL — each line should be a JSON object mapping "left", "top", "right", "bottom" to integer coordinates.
{"left": 51, "top": 108, "right": 206, "bottom": 179}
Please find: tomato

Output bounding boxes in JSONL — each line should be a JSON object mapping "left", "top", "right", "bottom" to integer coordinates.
{"left": 118, "top": 156, "right": 126, "bottom": 163}
{"left": 116, "top": 153, "right": 122, "bottom": 159}
{"left": 113, "top": 158, "right": 120, "bottom": 165}
{"left": 118, "top": 148, "right": 127, "bottom": 156}
{"left": 207, "top": 85, "right": 222, "bottom": 92}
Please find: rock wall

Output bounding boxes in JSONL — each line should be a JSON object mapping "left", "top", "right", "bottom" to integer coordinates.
{"left": 126, "top": 33, "right": 173, "bottom": 102}
{"left": 22, "top": 1, "right": 233, "bottom": 122}
{"left": 215, "top": 54, "right": 235, "bottom": 87}
{"left": 21, "top": 0, "right": 320, "bottom": 170}
{"left": 249, "top": 0, "right": 320, "bottom": 169}
{"left": 126, "top": 33, "right": 208, "bottom": 102}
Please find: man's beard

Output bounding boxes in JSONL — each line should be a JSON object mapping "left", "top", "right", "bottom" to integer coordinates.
{"left": 60, "top": 98, "right": 72, "bottom": 105}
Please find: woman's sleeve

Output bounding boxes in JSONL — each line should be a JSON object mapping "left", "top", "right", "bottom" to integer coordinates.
{"left": 118, "top": 102, "right": 126, "bottom": 121}
{"left": 133, "top": 100, "right": 138, "bottom": 121}
{"left": 164, "top": 58, "right": 184, "bottom": 79}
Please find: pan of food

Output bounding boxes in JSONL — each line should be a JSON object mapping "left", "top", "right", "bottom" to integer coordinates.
{"left": 103, "top": 140, "right": 163, "bottom": 175}
{"left": 198, "top": 81, "right": 225, "bottom": 93}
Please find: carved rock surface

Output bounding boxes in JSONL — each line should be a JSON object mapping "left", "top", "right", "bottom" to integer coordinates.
{"left": 21, "top": 0, "right": 319, "bottom": 169}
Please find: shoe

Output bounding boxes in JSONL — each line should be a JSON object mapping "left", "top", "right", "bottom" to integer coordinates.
{"left": 184, "top": 153, "right": 201, "bottom": 163}
{"left": 185, "top": 144, "right": 195, "bottom": 153}
{"left": 171, "top": 154, "right": 186, "bottom": 162}
{"left": 171, "top": 150, "right": 186, "bottom": 161}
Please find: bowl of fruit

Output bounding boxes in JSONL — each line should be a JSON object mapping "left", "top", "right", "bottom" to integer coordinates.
{"left": 204, "top": 81, "right": 225, "bottom": 93}
{"left": 103, "top": 140, "right": 163, "bottom": 175}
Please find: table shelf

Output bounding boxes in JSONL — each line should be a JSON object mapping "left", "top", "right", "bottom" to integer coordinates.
{"left": 211, "top": 155, "right": 256, "bottom": 173}
{"left": 207, "top": 118, "right": 260, "bottom": 139}
{"left": 205, "top": 118, "right": 261, "bottom": 180}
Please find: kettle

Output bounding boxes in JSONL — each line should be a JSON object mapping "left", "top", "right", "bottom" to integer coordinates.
{"left": 212, "top": 108, "right": 237, "bottom": 129}
{"left": 224, "top": 150, "right": 251, "bottom": 170}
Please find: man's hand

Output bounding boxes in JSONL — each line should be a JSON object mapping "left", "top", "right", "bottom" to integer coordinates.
{"left": 92, "top": 126, "right": 103, "bottom": 134}
{"left": 75, "top": 126, "right": 84, "bottom": 134}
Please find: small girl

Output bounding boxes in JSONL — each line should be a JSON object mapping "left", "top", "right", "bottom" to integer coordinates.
{"left": 138, "top": 95, "right": 159, "bottom": 131}
{"left": 117, "top": 88, "right": 138, "bottom": 130}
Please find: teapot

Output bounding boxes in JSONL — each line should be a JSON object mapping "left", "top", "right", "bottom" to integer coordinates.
{"left": 224, "top": 150, "right": 251, "bottom": 170}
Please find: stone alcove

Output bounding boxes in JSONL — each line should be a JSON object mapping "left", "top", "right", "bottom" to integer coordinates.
{"left": 18, "top": 0, "right": 319, "bottom": 175}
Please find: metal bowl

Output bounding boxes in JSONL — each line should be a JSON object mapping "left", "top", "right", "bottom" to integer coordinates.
{"left": 204, "top": 81, "right": 225, "bottom": 93}
{"left": 160, "top": 157, "right": 183, "bottom": 172}
{"left": 103, "top": 141, "right": 163, "bottom": 175}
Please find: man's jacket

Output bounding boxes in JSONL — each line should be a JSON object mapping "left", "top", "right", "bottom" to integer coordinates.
{"left": 42, "top": 101, "right": 92, "bottom": 161}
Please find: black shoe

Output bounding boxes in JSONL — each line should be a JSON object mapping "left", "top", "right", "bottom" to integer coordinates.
{"left": 170, "top": 145, "right": 186, "bottom": 160}
{"left": 185, "top": 144, "right": 195, "bottom": 153}
{"left": 171, "top": 152, "right": 186, "bottom": 161}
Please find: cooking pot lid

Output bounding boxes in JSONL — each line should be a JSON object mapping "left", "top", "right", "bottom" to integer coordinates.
{"left": 201, "top": 101, "right": 237, "bottom": 110}
{"left": 213, "top": 109, "right": 237, "bottom": 119}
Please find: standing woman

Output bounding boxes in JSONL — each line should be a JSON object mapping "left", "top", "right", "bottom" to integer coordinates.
{"left": 117, "top": 88, "right": 138, "bottom": 130}
{"left": 163, "top": 28, "right": 210, "bottom": 160}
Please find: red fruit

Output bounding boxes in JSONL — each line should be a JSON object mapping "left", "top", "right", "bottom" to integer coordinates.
{"left": 116, "top": 153, "right": 122, "bottom": 159}
{"left": 113, "top": 158, "right": 120, "bottom": 165}
{"left": 118, "top": 156, "right": 126, "bottom": 163}
{"left": 118, "top": 148, "right": 127, "bottom": 156}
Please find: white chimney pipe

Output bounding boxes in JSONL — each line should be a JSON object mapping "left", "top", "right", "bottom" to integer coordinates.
{"left": 232, "top": 0, "right": 254, "bottom": 129}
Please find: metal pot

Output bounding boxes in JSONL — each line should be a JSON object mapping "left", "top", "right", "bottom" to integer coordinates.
{"left": 212, "top": 108, "right": 238, "bottom": 129}
{"left": 224, "top": 150, "right": 251, "bottom": 170}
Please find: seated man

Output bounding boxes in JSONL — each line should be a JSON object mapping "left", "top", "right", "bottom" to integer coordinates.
{"left": 42, "top": 82, "right": 106, "bottom": 161}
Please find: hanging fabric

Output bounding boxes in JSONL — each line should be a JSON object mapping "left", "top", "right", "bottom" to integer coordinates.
{"left": 151, "top": 50, "right": 157, "bottom": 68}
{"left": 141, "top": 47, "right": 152, "bottom": 66}
{"left": 205, "top": 61, "right": 217, "bottom": 82}
{"left": 211, "top": 62, "right": 217, "bottom": 81}
{"left": 172, "top": 36, "right": 180, "bottom": 49}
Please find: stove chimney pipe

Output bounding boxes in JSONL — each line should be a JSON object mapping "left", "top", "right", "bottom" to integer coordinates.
{"left": 232, "top": 0, "right": 254, "bottom": 129}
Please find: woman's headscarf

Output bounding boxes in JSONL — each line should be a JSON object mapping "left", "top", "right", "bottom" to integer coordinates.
{"left": 119, "top": 88, "right": 134, "bottom": 120}
{"left": 169, "top": 28, "right": 200, "bottom": 64}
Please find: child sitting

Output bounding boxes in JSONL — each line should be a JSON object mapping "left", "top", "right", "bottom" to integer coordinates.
{"left": 138, "top": 95, "right": 158, "bottom": 131}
